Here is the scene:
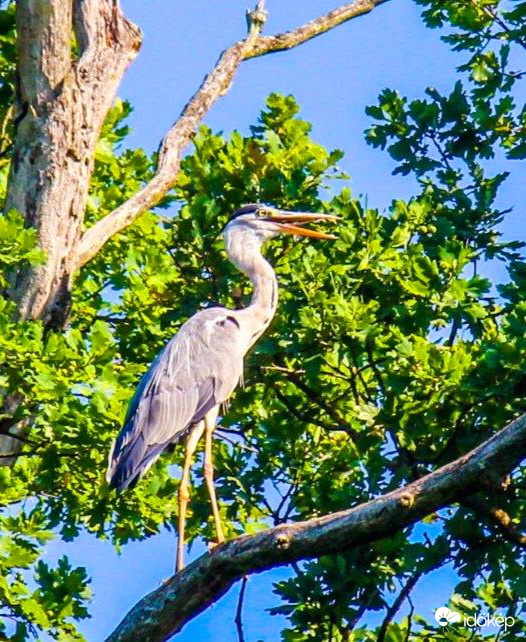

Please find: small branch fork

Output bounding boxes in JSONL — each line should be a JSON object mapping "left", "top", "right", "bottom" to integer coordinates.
{"left": 107, "top": 412, "right": 526, "bottom": 642}
{"left": 76, "top": 0, "right": 390, "bottom": 268}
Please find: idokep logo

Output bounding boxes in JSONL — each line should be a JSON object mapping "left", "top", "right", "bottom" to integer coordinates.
{"left": 435, "top": 607, "right": 461, "bottom": 627}
{"left": 464, "top": 613, "right": 515, "bottom": 631}
{"left": 434, "top": 606, "right": 516, "bottom": 632}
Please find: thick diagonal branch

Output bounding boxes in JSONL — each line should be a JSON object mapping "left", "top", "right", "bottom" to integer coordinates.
{"left": 106, "top": 412, "right": 526, "bottom": 642}
{"left": 77, "top": 0, "right": 390, "bottom": 268}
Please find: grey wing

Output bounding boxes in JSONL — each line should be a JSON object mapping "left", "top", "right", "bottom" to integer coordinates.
{"left": 106, "top": 309, "right": 243, "bottom": 491}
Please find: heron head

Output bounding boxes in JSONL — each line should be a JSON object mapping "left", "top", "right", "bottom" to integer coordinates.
{"left": 224, "top": 203, "right": 339, "bottom": 244}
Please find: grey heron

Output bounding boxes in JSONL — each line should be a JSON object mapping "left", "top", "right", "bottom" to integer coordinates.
{"left": 106, "top": 203, "right": 337, "bottom": 571}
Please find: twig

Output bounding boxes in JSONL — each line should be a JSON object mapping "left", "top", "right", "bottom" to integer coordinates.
{"left": 376, "top": 572, "right": 422, "bottom": 642}
{"left": 446, "top": 316, "right": 461, "bottom": 347}
{"left": 219, "top": 432, "right": 258, "bottom": 454}
{"left": 274, "top": 480, "right": 298, "bottom": 524}
{"left": 234, "top": 576, "right": 248, "bottom": 642}
{"left": 346, "top": 595, "right": 371, "bottom": 632}
{"left": 260, "top": 365, "right": 306, "bottom": 374}
{"left": 365, "top": 340, "right": 386, "bottom": 395}
{"left": 281, "top": 367, "right": 351, "bottom": 428}
{"left": 404, "top": 594, "right": 415, "bottom": 642}
{"left": 0, "top": 449, "right": 39, "bottom": 458}
{"left": 468, "top": 0, "right": 526, "bottom": 52}
{"left": 429, "top": 131, "right": 454, "bottom": 173}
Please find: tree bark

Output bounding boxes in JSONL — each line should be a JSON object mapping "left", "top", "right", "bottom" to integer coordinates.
{"left": 0, "top": 0, "right": 141, "bottom": 463}
{"left": 106, "top": 412, "right": 526, "bottom": 642}
{"left": 7, "top": 0, "right": 141, "bottom": 327}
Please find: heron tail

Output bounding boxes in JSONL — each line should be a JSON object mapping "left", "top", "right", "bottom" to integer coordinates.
{"left": 106, "top": 422, "right": 167, "bottom": 492}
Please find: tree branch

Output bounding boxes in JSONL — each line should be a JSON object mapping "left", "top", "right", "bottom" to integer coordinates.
{"left": 377, "top": 572, "right": 422, "bottom": 642}
{"left": 106, "top": 412, "right": 526, "bottom": 642}
{"left": 234, "top": 576, "right": 248, "bottom": 642}
{"left": 463, "top": 496, "right": 526, "bottom": 549}
{"left": 76, "top": 0, "right": 390, "bottom": 268}
{"left": 247, "top": 0, "right": 387, "bottom": 58}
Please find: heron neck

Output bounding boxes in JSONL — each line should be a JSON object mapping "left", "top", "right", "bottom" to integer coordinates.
{"left": 245, "top": 253, "right": 278, "bottom": 324}
{"left": 226, "top": 232, "right": 278, "bottom": 342}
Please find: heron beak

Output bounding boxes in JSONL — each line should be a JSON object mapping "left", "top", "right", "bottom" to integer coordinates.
{"left": 265, "top": 208, "right": 339, "bottom": 240}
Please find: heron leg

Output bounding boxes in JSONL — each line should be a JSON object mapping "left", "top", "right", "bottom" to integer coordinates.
{"left": 203, "top": 406, "right": 225, "bottom": 545}
{"left": 177, "top": 420, "right": 205, "bottom": 573}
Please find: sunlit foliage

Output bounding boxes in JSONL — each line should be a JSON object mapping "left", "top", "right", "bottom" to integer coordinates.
{"left": 0, "top": 1, "right": 525, "bottom": 639}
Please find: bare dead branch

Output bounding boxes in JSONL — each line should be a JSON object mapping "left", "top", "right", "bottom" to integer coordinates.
{"left": 76, "top": 0, "right": 390, "bottom": 268}
{"left": 106, "top": 412, "right": 526, "bottom": 642}
{"left": 247, "top": 0, "right": 389, "bottom": 58}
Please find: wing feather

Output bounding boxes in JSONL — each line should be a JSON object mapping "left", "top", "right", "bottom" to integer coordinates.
{"left": 107, "top": 308, "right": 244, "bottom": 491}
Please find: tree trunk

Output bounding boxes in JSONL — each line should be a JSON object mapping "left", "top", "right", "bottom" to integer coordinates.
{"left": 7, "top": 0, "right": 141, "bottom": 327}
{"left": 0, "top": 0, "right": 141, "bottom": 463}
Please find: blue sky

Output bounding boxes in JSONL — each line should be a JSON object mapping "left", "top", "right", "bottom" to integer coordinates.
{"left": 43, "top": 1, "right": 525, "bottom": 640}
